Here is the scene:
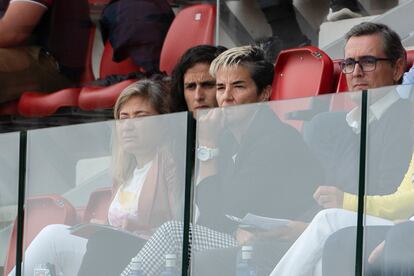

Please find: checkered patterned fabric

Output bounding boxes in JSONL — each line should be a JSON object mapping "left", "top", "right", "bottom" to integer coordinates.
{"left": 120, "top": 221, "right": 237, "bottom": 276}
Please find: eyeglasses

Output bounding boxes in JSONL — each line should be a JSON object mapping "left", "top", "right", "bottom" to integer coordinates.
{"left": 339, "top": 56, "right": 391, "bottom": 74}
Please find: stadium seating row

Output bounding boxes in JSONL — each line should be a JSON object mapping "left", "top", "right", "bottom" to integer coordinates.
{"left": 0, "top": 3, "right": 216, "bottom": 118}
{"left": 1, "top": 2, "right": 414, "bottom": 122}
{"left": 3, "top": 45, "right": 414, "bottom": 276}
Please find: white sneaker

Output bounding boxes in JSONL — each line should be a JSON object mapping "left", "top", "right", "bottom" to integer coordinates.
{"left": 326, "top": 7, "right": 362, "bottom": 21}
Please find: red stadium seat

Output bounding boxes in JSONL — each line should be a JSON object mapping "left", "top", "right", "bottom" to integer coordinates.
{"left": 271, "top": 46, "right": 334, "bottom": 100}
{"left": 77, "top": 39, "right": 143, "bottom": 112}
{"left": 270, "top": 46, "right": 334, "bottom": 130}
{"left": 9, "top": 25, "right": 96, "bottom": 119}
{"left": 78, "top": 79, "right": 135, "bottom": 111}
{"left": 99, "top": 40, "right": 144, "bottom": 79}
{"left": 4, "top": 195, "right": 77, "bottom": 276}
{"left": 17, "top": 88, "right": 81, "bottom": 118}
{"left": 79, "top": 3, "right": 216, "bottom": 111}
{"left": 159, "top": 4, "right": 216, "bottom": 75}
{"left": 406, "top": 49, "right": 414, "bottom": 69}
{"left": 15, "top": 26, "right": 142, "bottom": 118}
{"left": 82, "top": 187, "right": 112, "bottom": 223}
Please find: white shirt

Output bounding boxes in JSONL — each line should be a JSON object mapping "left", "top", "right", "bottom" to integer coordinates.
{"left": 107, "top": 161, "right": 152, "bottom": 228}
{"left": 345, "top": 89, "right": 400, "bottom": 134}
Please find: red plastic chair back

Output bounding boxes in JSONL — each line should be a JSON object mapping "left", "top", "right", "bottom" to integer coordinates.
{"left": 270, "top": 46, "right": 334, "bottom": 130}
{"left": 406, "top": 49, "right": 414, "bottom": 70}
{"left": 271, "top": 46, "right": 334, "bottom": 100}
{"left": 78, "top": 79, "right": 135, "bottom": 110}
{"left": 82, "top": 187, "right": 112, "bottom": 223}
{"left": 4, "top": 195, "right": 77, "bottom": 275}
{"left": 99, "top": 41, "right": 143, "bottom": 79}
{"left": 18, "top": 88, "right": 81, "bottom": 117}
{"left": 159, "top": 4, "right": 216, "bottom": 75}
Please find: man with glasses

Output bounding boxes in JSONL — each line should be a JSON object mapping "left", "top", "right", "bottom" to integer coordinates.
{"left": 340, "top": 22, "right": 406, "bottom": 92}
{"left": 269, "top": 22, "right": 414, "bottom": 276}
{"left": 307, "top": 22, "right": 412, "bottom": 204}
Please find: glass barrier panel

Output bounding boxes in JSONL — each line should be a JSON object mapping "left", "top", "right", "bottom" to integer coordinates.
{"left": 17, "top": 112, "right": 188, "bottom": 276}
{"left": 191, "top": 92, "right": 361, "bottom": 276}
{"left": 362, "top": 85, "right": 414, "bottom": 276}
{"left": 0, "top": 132, "right": 19, "bottom": 276}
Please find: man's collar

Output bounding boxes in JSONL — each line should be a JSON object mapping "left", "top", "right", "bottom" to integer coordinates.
{"left": 346, "top": 89, "right": 400, "bottom": 134}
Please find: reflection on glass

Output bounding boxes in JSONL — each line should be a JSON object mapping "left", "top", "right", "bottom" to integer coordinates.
{"left": 13, "top": 80, "right": 186, "bottom": 276}
{"left": 191, "top": 101, "right": 325, "bottom": 275}
{"left": 360, "top": 85, "right": 414, "bottom": 276}
{"left": 13, "top": 115, "right": 186, "bottom": 276}
{"left": 272, "top": 86, "right": 414, "bottom": 276}
{"left": 0, "top": 132, "right": 19, "bottom": 276}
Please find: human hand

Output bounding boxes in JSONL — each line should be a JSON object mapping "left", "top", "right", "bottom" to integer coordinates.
{"left": 368, "top": 220, "right": 407, "bottom": 264}
{"left": 197, "top": 108, "right": 224, "bottom": 147}
{"left": 257, "top": 221, "right": 308, "bottom": 241}
{"left": 121, "top": 215, "right": 152, "bottom": 232}
{"left": 368, "top": 240, "right": 385, "bottom": 264}
{"left": 235, "top": 228, "right": 255, "bottom": 245}
{"left": 313, "top": 186, "right": 344, "bottom": 208}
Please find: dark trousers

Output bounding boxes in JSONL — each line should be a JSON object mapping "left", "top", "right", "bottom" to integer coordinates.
{"left": 322, "top": 226, "right": 390, "bottom": 276}
{"left": 192, "top": 239, "right": 293, "bottom": 276}
{"left": 77, "top": 229, "right": 146, "bottom": 276}
{"left": 383, "top": 221, "right": 414, "bottom": 276}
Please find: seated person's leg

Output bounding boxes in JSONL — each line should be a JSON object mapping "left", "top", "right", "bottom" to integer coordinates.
{"left": 193, "top": 246, "right": 239, "bottom": 276}
{"left": 383, "top": 221, "right": 414, "bottom": 275}
{"left": 0, "top": 47, "right": 71, "bottom": 103}
{"left": 193, "top": 239, "right": 292, "bottom": 276}
{"left": 322, "top": 226, "right": 390, "bottom": 276}
{"left": 77, "top": 229, "right": 146, "bottom": 276}
{"left": 8, "top": 224, "right": 87, "bottom": 276}
{"left": 327, "top": 0, "right": 362, "bottom": 21}
{"left": 121, "top": 221, "right": 237, "bottom": 276}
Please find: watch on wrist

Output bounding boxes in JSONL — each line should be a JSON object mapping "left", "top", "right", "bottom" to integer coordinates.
{"left": 197, "top": 146, "right": 219, "bottom": 161}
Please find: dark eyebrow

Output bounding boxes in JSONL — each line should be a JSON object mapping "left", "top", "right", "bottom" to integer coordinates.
{"left": 184, "top": 80, "right": 215, "bottom": 85}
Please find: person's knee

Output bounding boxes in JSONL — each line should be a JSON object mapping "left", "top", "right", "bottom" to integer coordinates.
{"left": 324, "top": 226, "right": 356, "bottom": 252}
{"left": 0, "top": 48, "right": 32, "bottom": 72}
{"left": 313, "top": 208, "right": 346, "bottom": 224}
{"left": 38, "top": 224, "right": 69, "bottom": 237}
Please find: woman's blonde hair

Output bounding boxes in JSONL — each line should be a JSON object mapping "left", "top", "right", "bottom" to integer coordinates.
{"left": 112, "top": 78, "right": 172, "bottom": 186}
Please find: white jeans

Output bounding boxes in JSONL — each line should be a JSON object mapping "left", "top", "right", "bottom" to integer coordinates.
{"left": 8, "top": 224, "right": 87, "bottom": 276}
{"left": 269, "top": 209, "right": 394, "bottom": 276}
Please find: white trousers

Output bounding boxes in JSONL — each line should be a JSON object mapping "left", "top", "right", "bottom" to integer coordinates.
{"left": 8, "top": 224, "right": 87, "bottom": 276}
{"left": 269, "top": 209, "right": 394, "bottom": 276}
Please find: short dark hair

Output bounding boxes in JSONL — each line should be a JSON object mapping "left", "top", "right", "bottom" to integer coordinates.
{"left": 171, "top": 45, "right": 227, "bottom": 111}
{"left": 345, "top": 22, "right": 406, "bottom": 65}
{"left": 209, "top": 45, "right": 274, "bottom": 95}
